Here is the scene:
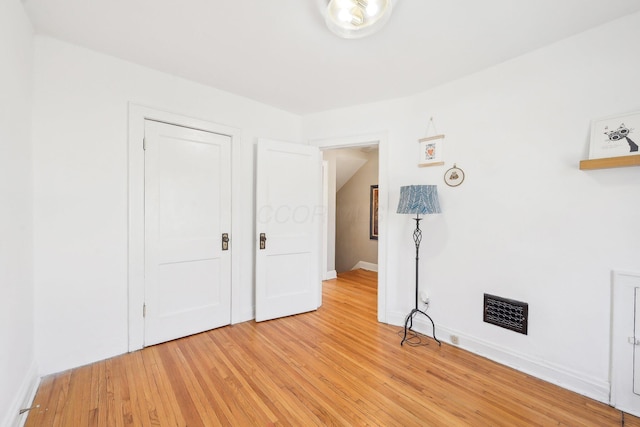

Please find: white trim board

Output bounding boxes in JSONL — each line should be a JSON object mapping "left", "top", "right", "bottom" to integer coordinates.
{"left": 610, "top": 270, "right": 640, "bottom": 416}
{"left": 321, "top": 160, "right": 331, "bottom": 282}
{"left": 352, "top": 261, "right": 378, "bottom": 272}
{"left": 1, "top": 362, "right": 39, "bottom": 427}
{"left": 324, "top": 270, "right": 337, "bottom": 280}
{"left": 127, "top": 103, "right": 243, "bottom": 351}
{"left": 387, "top": 310, "right": 609, "bottom": 404}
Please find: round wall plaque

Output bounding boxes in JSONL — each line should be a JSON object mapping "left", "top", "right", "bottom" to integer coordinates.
{"left": 444, "top": 164, "right": 465, "bottom": 187}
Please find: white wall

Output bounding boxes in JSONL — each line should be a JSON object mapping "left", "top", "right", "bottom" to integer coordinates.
{"left": 0, "top": 1, "right": 37, "bottom": 426}
{"left": 303, "top": 12, "right": 640, "bottom": 402}
{"left": 32, "top": 36, "right": 303, "bottom": 375}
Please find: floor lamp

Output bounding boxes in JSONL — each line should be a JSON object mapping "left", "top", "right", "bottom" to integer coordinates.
{"left": 397, "top": 185, "right": 442, "bottom": 346}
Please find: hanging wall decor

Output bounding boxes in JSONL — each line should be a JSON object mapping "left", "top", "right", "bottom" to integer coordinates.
{"left": 418, "top": 117, "right": 445, "bottom": 167}
{"left": 369, "top": 185, "right": 379, "bottom": 240}
{"left": 444, "top": 164, "right": 465, "bottom": 187}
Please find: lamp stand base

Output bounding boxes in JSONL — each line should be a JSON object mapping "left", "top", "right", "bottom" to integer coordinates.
{"left": 401, "top": 308, "right": 442, "bottom": 346}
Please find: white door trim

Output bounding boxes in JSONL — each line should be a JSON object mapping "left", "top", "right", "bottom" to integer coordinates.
{"left": 611, "top": 269, "right": 640, "bottom": 416}
{"left": 308, "top": 131, "right": 388, "bottom": 324}
{"left": 127, "top": 103, "right": 242, "bottom": 352}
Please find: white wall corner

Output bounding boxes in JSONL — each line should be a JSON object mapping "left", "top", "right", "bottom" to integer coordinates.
{"left": 352, "top": 261, "right": 378, "bottom": 272}
{"left": 1, "top": 362, "right": 40, "bottom": 427}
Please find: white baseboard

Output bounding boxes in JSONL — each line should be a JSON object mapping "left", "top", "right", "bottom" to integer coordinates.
{"left": 387, "top": 310, "right": 609, "bottom": 404}
{"left": 351, "top": 261, "right": 378, "bottom": 272}
{"left": 324, "top": 270, "right": 337, "bottom": 280}
{"left": 234, "top": 308, "right": 255, "bottom": 325}
{"left": 1, "top": 361, "right": 40, "bottom": 427}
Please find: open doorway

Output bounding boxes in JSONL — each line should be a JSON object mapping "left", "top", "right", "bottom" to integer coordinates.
{"left": 323, "top": 146, "right": 379, "bottom": 275}
{"left": 311, "top": 131, "right": 388, "bottom": 324}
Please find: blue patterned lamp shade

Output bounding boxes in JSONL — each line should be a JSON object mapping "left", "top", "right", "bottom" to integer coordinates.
{"left": 396, "top": 185, "right": 441, "bottom": 215}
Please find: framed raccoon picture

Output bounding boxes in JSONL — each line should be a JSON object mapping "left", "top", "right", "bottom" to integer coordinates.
{"left": 589, "top": 111, "right": 640, "bottom": 160}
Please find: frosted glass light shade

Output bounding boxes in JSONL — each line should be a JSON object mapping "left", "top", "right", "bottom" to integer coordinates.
{"left": 325, "top": 0, "right": 393, "bottom": 39}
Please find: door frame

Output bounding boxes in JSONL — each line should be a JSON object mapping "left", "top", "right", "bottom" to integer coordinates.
{"left": 309, "top": 131, "right": 388, "bottom": 323}
{"left": 127, "top": 103, "right": 242, "bottom": 351}
{"left": 610, "top": 270, "right": 640, "bottom": 416}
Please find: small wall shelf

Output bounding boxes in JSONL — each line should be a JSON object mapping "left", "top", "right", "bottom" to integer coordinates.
{"left": 579, "top": 155, "right": 640, "bottom": 170}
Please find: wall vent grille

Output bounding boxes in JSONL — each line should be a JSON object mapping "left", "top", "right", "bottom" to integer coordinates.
{"left": 483, "top": 294, "right": 528, "bottom": 335}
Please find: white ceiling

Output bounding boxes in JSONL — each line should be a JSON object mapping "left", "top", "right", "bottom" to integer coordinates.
{"left": 22, "top": 0, "right": 640, "bottom": 115}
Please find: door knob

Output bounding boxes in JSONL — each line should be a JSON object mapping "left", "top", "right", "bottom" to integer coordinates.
{"left": 222, "top": 233, "right": 229, "bottom": 251}
{"left": 259, "top": 233, "right": 267, "bottom": 250}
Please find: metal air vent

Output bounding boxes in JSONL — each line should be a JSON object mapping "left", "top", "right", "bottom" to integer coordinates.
{"left": 483, "top": 294, "right": 528, "bottom": 335}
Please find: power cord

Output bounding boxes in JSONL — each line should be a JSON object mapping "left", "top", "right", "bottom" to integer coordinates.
{"left": 396, "top": 328, "right": 432, "bottom": 347}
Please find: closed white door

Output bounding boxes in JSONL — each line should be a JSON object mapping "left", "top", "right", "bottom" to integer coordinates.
{"left": 255, "top": 139, "right": 321, "bottom": 322}
{"left": 144, "top": 120, "right": 231, "bottom": 346}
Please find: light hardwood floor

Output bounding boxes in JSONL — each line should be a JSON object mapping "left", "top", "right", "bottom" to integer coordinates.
{"left": 26, "top": 269, "right": 640, "bottom": 426}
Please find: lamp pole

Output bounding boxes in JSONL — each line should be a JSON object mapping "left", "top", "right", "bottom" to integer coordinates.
{"left": 400, "top": 215, "right": 442, "bottom": 346}
{"left": 413, "top": 216, "right": 422, "bottom": 311}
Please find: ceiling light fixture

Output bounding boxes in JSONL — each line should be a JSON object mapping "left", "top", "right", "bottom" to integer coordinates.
{"left": 324, "top": 0, "right": 394, "bottom": 39}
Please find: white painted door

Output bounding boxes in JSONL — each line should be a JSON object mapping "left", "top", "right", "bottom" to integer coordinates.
{"left": 611, "top": 271, "right": 640, "bottom": 417}
{"left": 255, "top": 139, "right": 321, "bottom": 322}
{"left": 144, "top": 120, "right": 231, "bottom": 346}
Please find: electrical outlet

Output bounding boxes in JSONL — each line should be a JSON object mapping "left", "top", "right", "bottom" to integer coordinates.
{"left": 450, "top": 335, "right": 459, "bottom": 345}
{"left": 420, "top": 291, "right": 430, "bottom": 304}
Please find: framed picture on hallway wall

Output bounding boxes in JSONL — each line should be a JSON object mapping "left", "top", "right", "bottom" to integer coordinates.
{"left": 370, "top": 185, "right": 379, "bottom": 240}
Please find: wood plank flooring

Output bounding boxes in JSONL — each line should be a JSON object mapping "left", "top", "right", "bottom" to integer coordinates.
{"left": 26, "top": 269, "right": 640, "bottom": 426}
